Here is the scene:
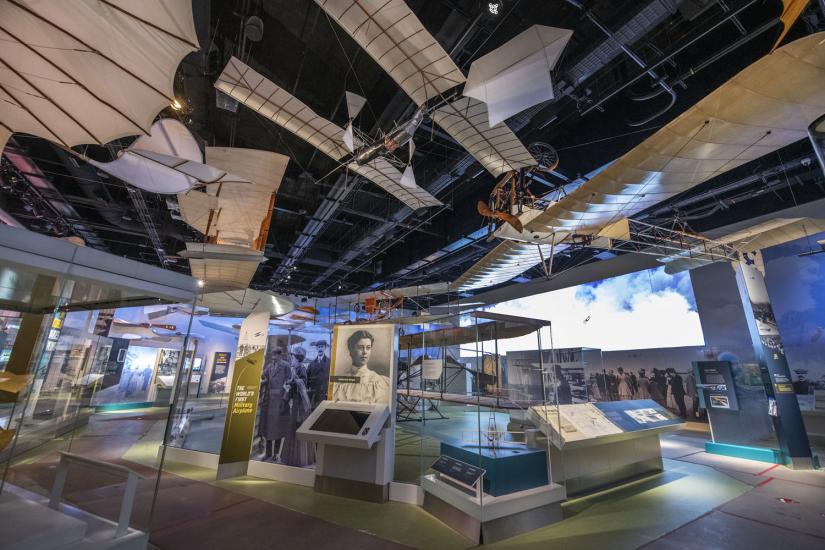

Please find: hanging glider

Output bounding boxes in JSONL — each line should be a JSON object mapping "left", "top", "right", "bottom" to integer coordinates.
{"left": 464, "top": 25, "right": 573, "bottom": 127}
{"left": 0, "top": 0, "right": 198, "bottom": 153}
{"left": 177, "top": 147, "right": 289, "bottom": 290}
{"left": 313, "top": 0, "right": 537, "bottom": 177}
{"left": 214, "top": 57, "right": 441, "bottom": 211}
{"left": 454, "top": 33, "right": 825, "bottom": 290}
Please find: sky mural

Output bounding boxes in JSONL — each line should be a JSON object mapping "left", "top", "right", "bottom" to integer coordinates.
{"left": 484, "top": 266, "right": 705, "bottom": 353}
{"left": 763, "top": 231, "right": 825, "bottom": 392}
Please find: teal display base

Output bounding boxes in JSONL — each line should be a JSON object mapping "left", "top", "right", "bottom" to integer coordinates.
{"left": 94, "top": 401, "right": 153, "bottom": 412}
{"left": 705, "top": 441, "right": 786, "bottom": 465}
{"left": 440, "top": 441, "right": 548, "bottom": 497}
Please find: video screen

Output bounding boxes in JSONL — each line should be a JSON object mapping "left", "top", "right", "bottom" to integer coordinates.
{"left": 310, "top": 409, "right": 370, "bottom": 435}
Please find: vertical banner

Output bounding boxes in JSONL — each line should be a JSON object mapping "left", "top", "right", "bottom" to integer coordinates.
{"left": 217, "top": 311, "right": 269, "bottom": 479}
{"left": 738, "top": 255, "right": 814, "bottom": 468}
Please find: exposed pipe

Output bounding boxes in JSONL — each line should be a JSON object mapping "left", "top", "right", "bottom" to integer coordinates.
{"left": 577, "top": 0, "right": 761, "bottom": 118}
{"left": 627, "top": 17, "right": 780, "bottom": 102}
{"left": 565, "top": 0, "right": 677, "bottom": 125}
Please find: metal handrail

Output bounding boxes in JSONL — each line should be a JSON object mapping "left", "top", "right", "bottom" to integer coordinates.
{"left": 49, "top": 451, "right": 146, "bottom": 539}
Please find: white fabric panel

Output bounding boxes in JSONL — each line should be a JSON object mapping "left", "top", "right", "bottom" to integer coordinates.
{"left": 186, "top": 242, "right": 263, "bottom": 291}
{"left": 0, "top": 0, "right": 197, "bottom": 151}
{"left": 401, "top": 165, "right": 416, "bottom": 188}
{"left": 203, "top": 147, "right": 288, "bottom": 248}
{"left": 465, "top": 26, "right": 572, "bottom": 126}
{"left": 205, "top": 147, "right": 288, "bottom": 191}
{"left": 199, "top": 289, "right": 294, "bottom": 316}
{"left": 456, "top": 33, "right": 825, "bottom": 291}
{"left": 431, "top": 97, "right": 536, "bottom": 176}
{"left": 315, "top": 0, "right": 465, "bottom": 106}
{"left": 345, "top": 91, "right": 367, "bottom": 119}
{"left": 348, "top": 158, "right": 441, "bottom": 210}
{"left": 343, "top": 123, "right": 356, "bottom": 153}
{"left": 189, "top": 256, "right": 262, "bottom": 291}
{"left": 177, "top": 190, "right": 218, "bottom": 236}
{"left": 214, "top": 57, "right": 350, "bottom": 160}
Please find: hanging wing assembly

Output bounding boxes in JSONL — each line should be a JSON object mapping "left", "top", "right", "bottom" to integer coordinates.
{"left": 454, "top": 33, "right": 825, "bottom": 290}
{"left": 214, "top": 56, "right": 440, "bottom": 211}
{"left": 0, "top": 0, "right": 198, "bottom": 152}
{"left": 314, "top": 0, "right": 536, "bottom": 177}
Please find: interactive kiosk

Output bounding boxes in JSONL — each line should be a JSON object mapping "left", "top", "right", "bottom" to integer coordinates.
{"left": 297, "top": 401, "right": 393, "bottom": 501}
{"left": 297, "top": 323, "right": 398, "bottom": 502}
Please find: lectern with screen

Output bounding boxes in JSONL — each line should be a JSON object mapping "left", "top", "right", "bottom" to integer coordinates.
{"left": 297, "top": 401, "right": 389, "bottom": 449}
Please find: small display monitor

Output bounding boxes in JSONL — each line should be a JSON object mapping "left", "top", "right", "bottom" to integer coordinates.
{"left": 310, "top": 409, "right": 371, "bottom": 435}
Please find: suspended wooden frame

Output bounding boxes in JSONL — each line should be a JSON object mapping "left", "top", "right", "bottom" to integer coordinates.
{"left": 454, "top": 33, "right": 825, "bottom": 291}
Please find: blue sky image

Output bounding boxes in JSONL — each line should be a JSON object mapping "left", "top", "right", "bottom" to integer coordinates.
{"left": 763, "top": 231, "right": 825, "bottom": 386}
{"left": 487, "top": 266, "right": 705, "bottom": 352}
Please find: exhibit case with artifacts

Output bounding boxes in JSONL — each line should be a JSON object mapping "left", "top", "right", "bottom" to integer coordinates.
{"left": 530, "top": 399, "right": 684, "bottom": 495}
{"left": 396, "top": 311, "right": 567, "bottom": 544}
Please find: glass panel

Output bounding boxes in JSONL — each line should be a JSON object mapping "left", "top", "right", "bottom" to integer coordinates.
{"left": 1, "top": 285, "right": 196, "bottom": 536}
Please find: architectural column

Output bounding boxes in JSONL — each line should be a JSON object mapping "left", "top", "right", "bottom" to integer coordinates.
{"left": 736, "top": 252, "right": 815, "bottom": 469}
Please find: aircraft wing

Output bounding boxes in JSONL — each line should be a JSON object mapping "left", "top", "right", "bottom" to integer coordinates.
{"left": 215, "top": 56, "right": 440, "bottom": 209}
{"left": 315, "top": 0, "right": 536, "bottom": 177}
{"left": 455, "top": 33, "right": 825, "bottom": 290}
{"left": 348, "top": 157, "right": 441, "bottom": 210}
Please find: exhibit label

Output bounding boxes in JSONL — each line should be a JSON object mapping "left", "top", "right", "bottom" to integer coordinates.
{"left": 217, "top": 312, "right": 269, "bottom": 472}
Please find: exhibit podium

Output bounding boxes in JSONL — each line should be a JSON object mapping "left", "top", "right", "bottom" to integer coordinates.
{"left": 297, "top": 400, "right": 394, "bottom": 502}
{"left": 530, "top": 400, "right": 685, "bottom": 495}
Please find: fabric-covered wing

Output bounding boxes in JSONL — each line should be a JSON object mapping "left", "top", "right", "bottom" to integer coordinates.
{"left": 0, "top": 0, "right": 197, "bottom": 151}
{"left": 348, "top": 158, "right": 441, "bottom": 210}
{"left": 527, "top": 33, "right": 825, "bottom": 236}
{"left": 314, "top": 0, "right": 465, "bottom": 106}
{"left": 199, "top": 289, "right": 294, "bottom": 316}
{"left": 203, "top": 147, "right": 288, "bottom": 248}
{"left": 453, "top": 241, "right": 554, "bottom": 291}
{"left": 456, "top": 33, "right": 825, "bottom": 290}
{"left": 661, "top": 218, "right": 825, "bottom": 273}
{"left": 183, "top": 243, "right": 264, "bottom": 291}
{"left": 431, "top": 97, "right": 536, "bottom": 176}
{"left": 723, "top": 218, "right": 825, "bottom": 253}
{"left": 215, "top": 57, "right": 350, "bottom": 160}
{"left": 178, "top": 190, "right": 218, "bottom": 236}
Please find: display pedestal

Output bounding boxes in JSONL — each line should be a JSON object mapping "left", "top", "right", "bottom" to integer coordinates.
{"left": 548, "top": 433, "right": 665, "bottom": 495}
{"left": 314, "top": 432, "right": 393, "bottom": 503}
{"left": 440, "top": 442, "right": 548, "bottom": 496}
{"left": 421, "top": 474, "right": 565, "bottom": 544}
{"left": 530, "top": 400, "right": 684, "bottom": 496}
{"left": 297, "top": 401, "right": 395, "bottom": 503}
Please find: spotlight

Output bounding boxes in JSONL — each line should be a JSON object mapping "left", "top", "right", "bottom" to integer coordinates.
{"left": 197, "top": 279, "right": 204, "bottom": 288}
{"left": 486, "top": 1, "right": 504, "bottom": 16}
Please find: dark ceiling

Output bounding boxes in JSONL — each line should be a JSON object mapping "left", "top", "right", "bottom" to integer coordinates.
{"left": 2, "top": 0, "right": 824, "bottom": 300}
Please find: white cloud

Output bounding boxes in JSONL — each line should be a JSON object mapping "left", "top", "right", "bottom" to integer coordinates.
{"left": 473, "top": 266, "right": 705, "bottom": 353}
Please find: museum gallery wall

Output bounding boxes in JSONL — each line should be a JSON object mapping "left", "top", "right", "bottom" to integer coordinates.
{"left": 485, "top": 230, "right": 825, "bottom": 418}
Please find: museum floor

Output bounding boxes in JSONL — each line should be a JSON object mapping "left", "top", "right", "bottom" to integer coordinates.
{"left": 3, "top": 406, "right": 824, "bottom": 549}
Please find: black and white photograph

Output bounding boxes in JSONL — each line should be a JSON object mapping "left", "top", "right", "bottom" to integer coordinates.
{"left": 330, "top": 324, "right": 396, "bottom": 405}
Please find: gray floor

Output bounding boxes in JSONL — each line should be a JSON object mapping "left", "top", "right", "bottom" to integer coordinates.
{"left": 644, "top": 432, "right": 825, "bottom": 549}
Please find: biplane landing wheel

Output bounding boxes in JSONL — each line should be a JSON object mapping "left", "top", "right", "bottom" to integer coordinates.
{"left": 528, "top": 142, "right": 559, "bottom": 173}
